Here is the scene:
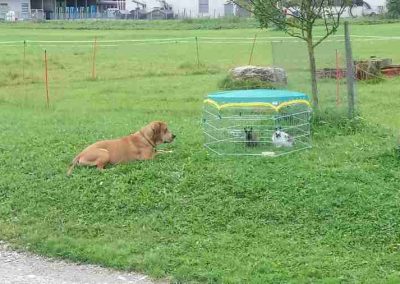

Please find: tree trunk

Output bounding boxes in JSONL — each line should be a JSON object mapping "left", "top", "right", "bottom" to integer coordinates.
{"left": 306, "top": 37, "right": 319, "bottom": 109}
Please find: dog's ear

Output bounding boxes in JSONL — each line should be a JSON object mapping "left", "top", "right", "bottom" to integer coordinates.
{"left": 151, "top": 122, "right": 162, "bottom": 136}
{"left": 152, "top": 121, "right": 168, "bottom": 144}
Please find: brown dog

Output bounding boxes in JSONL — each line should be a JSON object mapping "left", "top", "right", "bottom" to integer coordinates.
{"left": 67, "top": 121, "right": 175, "bottom": 175}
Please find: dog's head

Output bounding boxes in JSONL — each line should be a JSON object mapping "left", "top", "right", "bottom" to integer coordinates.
{"left": 143, "top": 121, "right": 175, "bottom": 145}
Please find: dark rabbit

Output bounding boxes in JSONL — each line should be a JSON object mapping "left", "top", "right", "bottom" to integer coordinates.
{"left": 244, "top": 127, "right": 258, "bottom": 147}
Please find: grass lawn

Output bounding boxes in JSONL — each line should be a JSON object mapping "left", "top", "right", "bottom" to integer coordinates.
{"left": 1, "top": 20, "right": 400, "bottom": 283}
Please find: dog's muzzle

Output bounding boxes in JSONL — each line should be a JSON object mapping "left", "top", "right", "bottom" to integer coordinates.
{"left": 164, "top": 134, "right": 176, "bottom": 143}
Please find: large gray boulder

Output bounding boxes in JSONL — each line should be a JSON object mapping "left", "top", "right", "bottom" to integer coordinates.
{"left": 230, "top": 66, "right": 287, "bottom": 85}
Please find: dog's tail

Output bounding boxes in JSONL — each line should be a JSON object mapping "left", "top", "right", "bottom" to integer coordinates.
{"left": 67, "top": 155, "right": 80, "bottom": 176}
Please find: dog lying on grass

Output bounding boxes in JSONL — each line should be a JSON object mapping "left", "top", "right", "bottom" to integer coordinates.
{"left": 67, "top": 121, "right": 175, "bottom": 176}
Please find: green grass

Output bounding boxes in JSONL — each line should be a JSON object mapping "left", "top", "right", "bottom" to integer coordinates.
{"left": 218, "top": 75, "right": 277, "bottom": 90}
{"left": 2, "top": 16, "right": 400, "bottom": 31}
{"left": 1, "top": 21, "right": 400, "bottom": 283}
{"left": 0, "top": 17, "right": 260, "bottom": 30}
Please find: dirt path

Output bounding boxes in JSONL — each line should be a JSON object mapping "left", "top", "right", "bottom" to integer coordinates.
{"left": 0, "top": 242, "right": 164, "bottom": 284}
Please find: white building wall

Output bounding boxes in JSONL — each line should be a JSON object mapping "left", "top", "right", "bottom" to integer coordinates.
{"left": 126, "top": 0, "right": 388, "bottom": 18}
{"left": 368, "top": 0, "right": 387, "bottom": 8}
{"left": 0, "top": 0, "right": 30, "bottom": 19}
{"left": 0, "top": 0, "right": 30, "bottom": 12}
{"left": 126, "top": 0, "right": 158, "bottom": 11}
{"left": 126, "top": 0, "right": 230, "bottom": 17}
{"left": 169, "top": 0, "right": 228, "bottom": 18}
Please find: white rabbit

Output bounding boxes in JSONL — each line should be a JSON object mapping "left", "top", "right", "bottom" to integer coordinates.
{"left": 272, "top": 127, "right": 294, "bottom": 147}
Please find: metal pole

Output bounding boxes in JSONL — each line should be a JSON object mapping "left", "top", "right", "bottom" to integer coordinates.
{"left": 44, "top": 50, "right": 50, "bottom": 108}
{"left": 248, "top": 34, "right": 257, "bottom": 65}
{"left": 92, "top": 36, "right": 97, "bottom": 80}
{"left": 344, "top": 21, "right": 356, "bottom": 118}
{"left": 195, "top": 36, "right": 200, "bottom": 68}
{"left": 335, "top": 49, "right": 341, "bottom": 106}
{"left": 22, "top": 40, "right": 26, "bottom": 80}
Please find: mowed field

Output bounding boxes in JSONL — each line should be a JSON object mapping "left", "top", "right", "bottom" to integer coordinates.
{"left": 1, "top": 20, "right": 400, "bottom": 283}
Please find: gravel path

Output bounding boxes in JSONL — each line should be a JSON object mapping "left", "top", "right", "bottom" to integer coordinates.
{"left": 0, "top": 242, "right": 164, "bottom": 284}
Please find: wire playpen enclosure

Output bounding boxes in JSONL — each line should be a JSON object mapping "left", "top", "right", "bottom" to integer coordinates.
{"left": 203, "top": 89, "right": 312, "bottom": 157}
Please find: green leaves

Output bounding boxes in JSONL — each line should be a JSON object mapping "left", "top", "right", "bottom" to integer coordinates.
{"left": 388, "top": 0, "right": 400, "bottom": 18}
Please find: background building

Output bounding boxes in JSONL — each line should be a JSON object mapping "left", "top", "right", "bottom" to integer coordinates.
{"left": 0, "top": 0, "right": 30, "bottom": 20}
{"left": 0, "top": 0, "right": 388, "bottom": 21}
{"left": 0, "top": 0, "right": 251, "bottom": 20}
{"left": 126, "top": 0, "right": 248, "bottom": 19}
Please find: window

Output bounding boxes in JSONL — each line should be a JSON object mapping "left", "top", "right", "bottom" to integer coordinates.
{"left": 21, "top": 3, "right": 29, "bottom": 19}
{"left": 199, "top": 0, "right": 209, "bottom": 14}
{"left": 0, "top": 3, "right": 8, "bottom": 18}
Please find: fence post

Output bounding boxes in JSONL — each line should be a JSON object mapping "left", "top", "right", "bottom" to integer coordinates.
{"left": 44, "top": 50, "right": 50, "bottom": 108}
{"left": 92, "top": 36, "right": 97, "bottom": 80}
{"left": 248, "top": 34, "right": 257, "bottom": 65}
{"left": 335, "top": 49, "right": 341, "bottom": 106}
{"left": 344, "top": 21, "right": 356, "bottom": 118}
{"left": 195, "top": 36, "right": 200, "bottom": 68}
{"left": 22, "top": 40, "right": 26, "bottom": 80}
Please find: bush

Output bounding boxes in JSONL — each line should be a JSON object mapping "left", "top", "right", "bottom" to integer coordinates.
{"left": 312, "top": 108, "right": 366, "bottom": 135}
{"left": 387, "top": 0, "right": 400, "bottom": 18}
